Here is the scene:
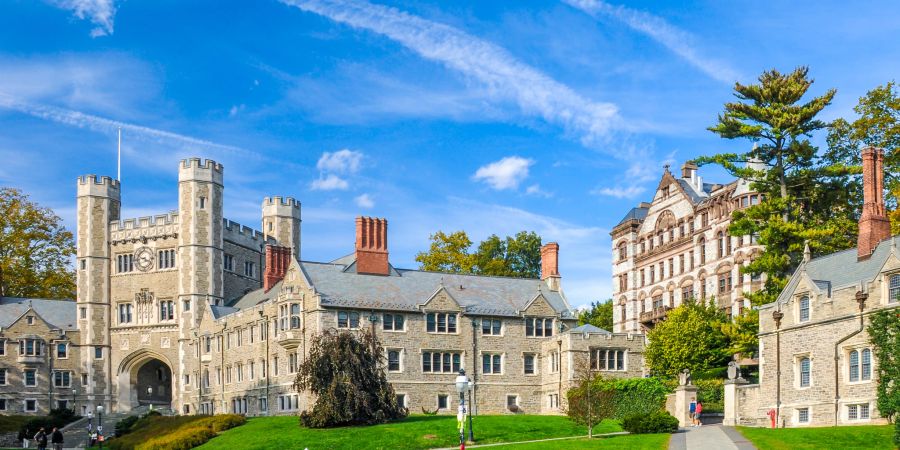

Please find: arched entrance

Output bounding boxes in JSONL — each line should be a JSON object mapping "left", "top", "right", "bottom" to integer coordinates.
{"left": 117, "top": 351, "right": 174, "bottom": 412}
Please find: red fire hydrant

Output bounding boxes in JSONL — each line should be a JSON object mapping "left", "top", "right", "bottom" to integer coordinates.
{"left": 767, "top": 409, "right": 777, "bottom": 428}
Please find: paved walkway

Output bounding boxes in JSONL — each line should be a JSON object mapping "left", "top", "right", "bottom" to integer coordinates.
{"left": 668, "top": 425, "right": 756, "bottom": 450}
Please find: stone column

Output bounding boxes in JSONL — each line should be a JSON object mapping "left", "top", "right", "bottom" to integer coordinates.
{"left": 724, "top": 377, "right": 750, "bottom": 426}
{"left": 673, "top": 384, "right": 699, "bottom": 427}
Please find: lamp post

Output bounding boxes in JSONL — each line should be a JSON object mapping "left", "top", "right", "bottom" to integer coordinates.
{"left": 87, "top": 411, "right": 93, "bottom": 448}
{"left": 467, "top": 380, "right": 474, "bottom": 442}
{"left": 72, "top": 389, "right": 77, "bottom": 414}
{"left": 455, "top": 369, "right": 469, "bottom": 450}
{"left": 96, "top": 405, "right": 104, "bottom": 449}
{"left": 147, "top": 386, "right": 154, "bottom": 411}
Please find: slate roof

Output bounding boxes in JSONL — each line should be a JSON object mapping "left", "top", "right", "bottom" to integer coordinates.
{"left": 226, "top": 280, "right": 283, "bottom": 309}
{"left": 772, "top": 236, "right": 900, "bottom": 306}
{"left": 210, "top": 305, "right": 240, "bottom": 319}
{"left": 568, "top": 324, "right": 610, "bottom": 334}
{"left": 615, "top": 206, "right": 649, "bottom": 227}
{"left": 289, "top": 260, "right": 574, "bottom": 318}
{"left": 0, "top": 297, "right": 77, "bottom": 331}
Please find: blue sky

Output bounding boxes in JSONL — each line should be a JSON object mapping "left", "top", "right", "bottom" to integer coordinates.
{"left": 1, "top": 0, "right": 899, "bottom": 308}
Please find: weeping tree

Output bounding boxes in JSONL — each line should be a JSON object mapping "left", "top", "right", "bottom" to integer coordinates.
{"left": 294, "top": 329, "right": 407, "bottom": 427}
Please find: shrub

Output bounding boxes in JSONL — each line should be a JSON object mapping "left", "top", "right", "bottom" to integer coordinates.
{"left": 114, "top": 415, "right": 140, "bottom": 437}
{"left": 136, "top": 426, "right": 216, "bottom": 450}
{"left": 695, "top": 378, "right": 725, "bottom": 413}
{"left": 602, "top": 377, "right": 669, "bottom": 420}
{"left": 421, "top": 407, "right": 438, "bottom": 415}
{"left": 207, "top": 414, "right": 246, "bottom": 432}
{"left": 622, "top": 412, "right": 679, "bottom": 434}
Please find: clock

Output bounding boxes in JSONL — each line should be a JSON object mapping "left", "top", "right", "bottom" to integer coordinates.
{"left": 135, "top": 247, "right": 155, "bottom": 272}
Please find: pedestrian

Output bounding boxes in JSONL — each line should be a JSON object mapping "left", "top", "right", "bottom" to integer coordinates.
{"left": 33, "top": 427, "right": 47, "bottom": 450}
{"left": 688, "top": 398, "right": 697, "bottom": 427}
{"left": 695, "top": 401, "right": 704, "bottom": 427}
{"left": 50, "top": 427, "right": 63, "bottom": 450}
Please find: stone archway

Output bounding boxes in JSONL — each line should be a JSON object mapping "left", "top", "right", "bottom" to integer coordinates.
{"left": 117, "top": 350, "right": 174, "bottom": 412}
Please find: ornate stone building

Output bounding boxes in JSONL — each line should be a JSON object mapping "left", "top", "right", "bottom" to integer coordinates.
{"left": 610, "top": 162, "right": 764, "bottom": 333}
{"left": 0, "top": 157, "right": 645, "bottom": 417}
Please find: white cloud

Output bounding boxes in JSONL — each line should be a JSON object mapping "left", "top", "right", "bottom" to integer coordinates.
{"left": 525, "top": 184, "right": 553, "bottom": 198}
{"left": 564, "top": 0, "right": 741, "bottom": 84}
{"left": 355, "top": 193, "right": 375, "bottom": 208}
{"left": 591, "top": 185, "right": 645, "bottom": 199}
{"left": 473, "top": 156, "right": 534, "bottom": 190}
{"left": 316, "top": 149, "right": 363, "bottom": 174}
{"left": 310, "top": 173, "right": 350, "bottom": 191}
{"left": 50, "top": 0, "right": 118, "bottom": 37}
{"left": 228, "top": 104, "right": 245, "bottom": 117}
{"left": 281, "top": 0, "right": 621, "bottom": 147}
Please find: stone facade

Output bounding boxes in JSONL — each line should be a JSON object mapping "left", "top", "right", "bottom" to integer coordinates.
{"left": 0, "top": 156, "right": 646, "bottom": 418}
{"left": 610, "top": 161, "right": 764, "bottom": 333}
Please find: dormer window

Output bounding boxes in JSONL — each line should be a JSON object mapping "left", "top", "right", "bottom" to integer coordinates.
{"left": 426, "top": 313, "right": 457, "bottom": 334}
{"left": 26, "top": 316, "right": 34, "bottom": 325}
{"left": 799, "top": 296, "right": 810, "bottom": 322}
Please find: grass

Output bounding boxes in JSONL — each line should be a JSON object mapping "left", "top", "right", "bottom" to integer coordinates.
{"left": 737, "top": 424, "right": 896, "bottom": 450}
{"left": 0, "top": 415, "right": 32, "bottom": 433}
{"left": 503, "top": 434, "right": 670, "bottom": 449}
{"left": 197, "top": 414, "right": 624, "bottom": 450}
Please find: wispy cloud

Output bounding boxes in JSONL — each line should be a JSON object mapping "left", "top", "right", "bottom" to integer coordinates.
{"left": 310, "top": 173, "right": 350, "bottom": 191}
{"left": 564, "top": 0, "right": 740, "bottom": 84}
{"left": 355, "top": 193, "right": 375, "bottom": 208}
{"left": 281, "top": 0, "right": 620, "bottom": 147}
{"left": 473, "top": 156, "right": 534, "bottom": 190}
{"left": 525, "top": 184, "right": 553, "bottom": 198}
{"left": 50, "top": 0, "right": 118, "bottom": 37}
{"left": 316, "top": 149, "right": 363, "bottom": 174}
{"left": 591, "top": 185, "right": 645, "bottom": 199}
{"left": 591, "top": 154, "right": 675, "bottom": 199}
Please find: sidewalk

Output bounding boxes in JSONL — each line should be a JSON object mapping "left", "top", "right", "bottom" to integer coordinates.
{"left": 668, "top": 425, "right": 756, "bottom": 450}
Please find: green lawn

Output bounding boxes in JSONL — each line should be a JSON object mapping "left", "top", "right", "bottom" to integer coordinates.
{"left": 198, "top": 414, "right": 624, "bottom": 450}
{"left": 737, "top": 425, "right": 896, "bottom": 450}
{"left": 504, "top": 434, "right": 670, "bottom": 449}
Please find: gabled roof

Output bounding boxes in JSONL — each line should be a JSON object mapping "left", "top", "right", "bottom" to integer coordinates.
{"left": 0, "top": 297, "right": 77, "bottom": 331}
{"left": 615, "top": 206, "right": 649, "bottom": 227}
{"left": 568, "top": 323, "right": 610, "bottom": 334}
{"left": 226, "top": 280, "right": 283, "bottom": 309}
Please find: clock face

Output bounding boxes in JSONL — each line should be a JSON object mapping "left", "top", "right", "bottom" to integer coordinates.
{"left": 135, "top": 247, "right": 154, "bottom": 272}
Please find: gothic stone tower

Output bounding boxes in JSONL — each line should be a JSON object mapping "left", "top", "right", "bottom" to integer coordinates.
{"left": 262, "top": 196, "right": 301, "bottom": 261}
{"left": 76, "top": 175, "right": 121, "bottom": 410}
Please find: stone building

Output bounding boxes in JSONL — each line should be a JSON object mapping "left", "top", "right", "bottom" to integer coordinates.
{"left": 0, "top": 157, "right": 645, "bottom": 417}
{"left": 611, "top": 161, "right": 764, "bottom": 333}
{"left": 728, "top": 147, "right": 899, "bottom": 427}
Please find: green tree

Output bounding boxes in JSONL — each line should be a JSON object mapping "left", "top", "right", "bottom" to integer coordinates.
{"left": 644, "top": 300, "right": 731, "bottom": 378}
{"left": 294, "top": 329, "right": 407, "bottom": 427}
{"left": 867, "top": 309, "right": 900, "bottom": 446}
{"left": 0, "top": 187, "right": 75, "bottom": 299}
{"left": 698, "top": 67, "right": 856, "bottom": 306}
{"left": 578, "top": 300, "right": 614, "bottom": 331}
{"left": 416, "top": 230, "right": 542, "bottom": 278}
{"left": 827, "top": 81, "right": 900, "bottom": 233}
{"left": 566, "top": 365, "right": 616, "bottom": 438}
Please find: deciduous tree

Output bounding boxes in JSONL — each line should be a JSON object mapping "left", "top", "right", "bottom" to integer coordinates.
{"left": 416, "top": 230, "right": 542, "bottom": 278}
{"left": 644, "top": 300, "right": 731, "bottom": 378}
{"left": 578, "top": 300, "right": 614, "bottom": 331}
{"left": 0, "top": 187, "right": 75, "bottom": 299}
{"left": 867, "top": 309, "right": 900, "bottom": 446}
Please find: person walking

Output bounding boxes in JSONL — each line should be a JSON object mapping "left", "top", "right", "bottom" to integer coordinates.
{"left": 50, "top": 427, "right": 63, "bottom": 450}
{"left": 33, "top": 428, "right": 47, "bottom": 450}
{"left": 688, "top": 399, "right": 697, "bottom": 427}
{"left": 695, "top": 401, "right": 704, "bottom": 427}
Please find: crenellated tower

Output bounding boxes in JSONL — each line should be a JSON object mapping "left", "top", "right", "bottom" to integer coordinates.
{"left": 76, "top": 174, "right": 120, "bottom": 409}
{"left": 178, "top": 158, "right": 225, "bottom": 309}
{"left": 262, "top": 196, "right": 301, "bottom": 261}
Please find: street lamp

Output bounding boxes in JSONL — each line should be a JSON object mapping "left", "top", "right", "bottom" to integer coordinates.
{"left": 467, "top": 380, "right": 475, "bottom": 442}
{"left": 147, "top": 386, "right": 154, "bottom": 411}
{"left": 86, "top": 411, "right": 93, "bottom": 448}
{"left": 72, "top": 389, "right": 77, "bottom": 414}
{"left": 455, "top": 369, "right": 469, "bottom": 449}
{"left": 96, "top": 405, "right": 104, "bottom": 449}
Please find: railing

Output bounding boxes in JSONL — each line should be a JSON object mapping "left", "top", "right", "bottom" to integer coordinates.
{"left": 639, "top": 306, "right": 672, "bottom": 323}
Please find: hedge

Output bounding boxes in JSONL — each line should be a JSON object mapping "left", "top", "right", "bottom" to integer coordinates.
{"left": 622, "top": 411, "right": 679, "bottom": 434}
{"left": 107, "top": 414, "right": 246, "bottom": 450}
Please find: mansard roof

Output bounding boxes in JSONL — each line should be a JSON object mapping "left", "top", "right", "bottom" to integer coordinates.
{"left": 769, "top": 235, "right": 900, "bottom": 307}
{"left": 295, "top": 260, "right": 574, "bottom": 318}
{"left": 0, "top": 297, "right": 77, "bottom": 331}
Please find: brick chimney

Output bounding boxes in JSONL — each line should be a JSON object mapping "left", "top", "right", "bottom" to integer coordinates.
{"left": 541, "top": 242, "right": 561, "bottom": 291}
{"left": 264, "top": 244, "right": 291, "bottom": 292}
{"left": 858, "top": 147, "right": 891, "bottom": 260}
{"left": 356, "top": 217, "right": 390, "bottom": 275}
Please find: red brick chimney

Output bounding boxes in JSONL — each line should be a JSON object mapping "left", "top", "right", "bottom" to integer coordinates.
{"left": 541, "top": 242, "right": 561, "bottom": 291}
{"left": 356, "top": 217, "right": 389, "bottom": 275}
{"left": 264, "top": 244, "right": 291, "bottom": 292}
{"left": 858, "top": 147, "right": 891, "bottom": 260}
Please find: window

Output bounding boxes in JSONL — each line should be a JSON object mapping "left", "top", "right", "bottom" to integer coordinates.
{"left": 890, "top": 274, "right": 900, "bottom": 303}
{"left": 699, "top": 238, "right": 706, "bottom": 264}
{"left": 799, "top": 357, "right": 811, "bottom": 387}
{"left": 437, "top": 395, "right": 449, "bottom": 410}
{"left": 53, "top": 371, "right": 71, "bottom": 388}
{"left": 669, "top": 258, "right": 674, "bottom": 277}
{"left": 848, "top": 404, "right": 870, "bottom": 420}
{"left": 19, "top": 339, "right": 42, "bottom": 356}
{"left": 26, "top": 316, "right": 34, "bottom": 325}
{"left": 80, "top": 307, "right": 87, "bottom": 319}
{"left": 850, "top": 350, "right": 860, "bottom": 382}
{"left": 799, "top": 296, "right": 810, "bottom": 322}
{"left": 205, "top": 336, "right": 212, "bottom": 353}
{"left": 0, "top": 368, "right": 6, "bottom": 385}
{"left": 118, "top": 303, "right": 132, "bottom": 324}
{"left": 290, "top": 303, "right": 301, "bottom": 329}
{"left": 682, "top": 286, "right": 694, "bottom": 302}
{"left": 279, "top": 304, "right": 289, "bottom": 330}
{"left": 652, "top": 295, "right": 663, "bottom": 310}
{"left": 383, "top": 313, "right": 405, "bottom": 331}
{"left": 550, "top": 351, "right": 559, "bottom": 373}
{"left": 395, "top": 394, "right": 406, "bottom": 407}
{"left": 689, "top": 250, "right": 695, "bottom": 270}
{"left": 524, "top": 354, "right": 536, "bottom": 375}
{"left": 679, "top": 254, "right": 685, "bottom": 274}
{"left": 591, "top": 349, "right": 626, "bottom": 371}
{"left": 337, "top": 311, "right": 360, "bottom": 329}
{"left": 850, "top": 349, "right": 873, "bottom": 382}
{"left": 183, "top": 299, "right": 191, "bottom": 311}
{"left": 80, "top": 259, "right": 86, "bottom": 270}
{"left": 159, "top": 300, "right": 174, "bottom": 321}
{"left": 798, "top": 408, "right": 809, "bottom": 423}
{"left": 24, "top": 369, "right": 36, "bottom": 386}
{"left": 525, "top": 317, "right": 553, "bottom": 337}
{"left": 649, "top": 266, "right": 655, "bottom": 283}
{"left": 117, "top": 254, "right": 134, "bottom": 273}
{"left": 507, "top": 395, "right": 519, "bottom": 408}
{"left": 224, "top": 254, "right": 234, "bottom": 272}
{"left": 862, "top": 348, "right": 872, "bottom": 381}
{"left": 388, "top": 350, "right": 401, "bottom": 372}
{"left": 244, "top": 261, "right": 255, "bottom": 278}
{"left": 422, "top": 351, "right": 462, "bottom": 373}
{"left": 426, "top": 313, "right": 457, "bottom": 334}
{"left": 549, "top": 394, "right": 559, "bottom": 409}
{"left": 617, "top": 242, "right": 627, "bottom": 261}
{"left": 56, "top": 343, "right": 67, "bottom": 358}
{"left": 94, "top": 346, "right": 103, "bottom": 359}
{"left": 158, "top": 249, "right": 176, "bottom": 269}
{"left": 289, "top": 352, "right": 299, "bottom": 373}
{"left": 717, "top": 232, "right": 725, "bottom": 258}
{"left": 199, "top": 196, "right": 206, "bottom": 209}
{"left": 718, "top": 274, "right": 732, "bottom": 294}
{"left": 0, "top": 399, "right": 5, "bottom": 411}
{"left": 25, "top": 399, "right": 37, "bottom": 412}
{"left": 481, "top": 318, "right": 502, "bottom": 335}
{"left": 482, "top": 354, "right": 502, "bottom": 374}
{"left": 81, "top": 374, "right": 88, "bottom": 385}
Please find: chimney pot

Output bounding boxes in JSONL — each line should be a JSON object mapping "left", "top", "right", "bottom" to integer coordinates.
{"left": 857, "top": 147, "right": 891, "bottom": 260}
{"left": 264, "top": 244, "right": 291, "bottom": 292}
{"left": 355, "top": 217, "right": 390, "bottom": 275}
{"left": 541, "top": 242, "right": 561, "bottom": 291}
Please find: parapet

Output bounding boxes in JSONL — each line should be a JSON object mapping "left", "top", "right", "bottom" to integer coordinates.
{"left": 110, "top": 211, "right": 179, "bottom": 231}
{"left": 76, "top": 175, "right": 121, "bottom": 198}
{"left": 262, "top": 196, "right": 302, "bottom": 219}
{"left": 178, "top": 157, "right": 224, "bottom": 185}
{"left": 224, "top": 218, "right": 275, "bottom": 248}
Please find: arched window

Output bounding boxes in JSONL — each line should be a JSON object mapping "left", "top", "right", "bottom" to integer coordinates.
{"left": 699, "top": 238, "right": 706, "bottom": 264}
{"left": 620, "top": 304, "right": 627, "bottom": 324}
{"left": 850, "top": 350, "right": 860, "bottom": 382}
{"left": 617, "top": 241, "right": 627, "bottom": 261}
{"left": 799, "top": 296, "right": 810, "bottom": 322}
{"left": 862, "top": 348, "right": 872, "bottom": 381}
{"left": 890, "top": 274, "right": 900, "bottom": 303}
{"left": 800, "top": 357, "right": 811, "bottom": 387}
{"left": 717, "top": 232, "right": 725, "bottom": 258}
